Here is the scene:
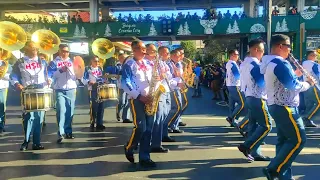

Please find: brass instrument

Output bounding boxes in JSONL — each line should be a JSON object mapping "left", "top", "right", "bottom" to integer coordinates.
{"left": 288, "top": 53, "right": 319, "bottom": 90}
{"left": 182, "top": 57, "right": 196, "bottom": 87}
{"left": 171, "top": 61, "right": 188, "bottom": 93}
{"left": 145, "top": 56, "right": 166, "bottom": 116}
{"left": 92, "top": 38, "right": 115, "bottom": 60}
{"left": 31, "top": 29, "right": 61, "bottom": 55}
{"left": 0, "top": 21, "right": 27, "bottom": 78}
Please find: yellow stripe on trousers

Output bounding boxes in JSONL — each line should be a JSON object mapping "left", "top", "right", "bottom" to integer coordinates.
{"left": 168, "top": 91, "right": 180, "bottom": 126}
{"left": 89, "top": 90, "right": 94, "bottom": 124}
{"left": 126, "top": 99, "right": 137, "bottom": 150}
{"left": 249, "top": 100, "right": 271, "bottom": 149}
{"left": 307, "top": 87, "right": 320, "bottom": 120}
{"left": 240, "top": 119, "right": 249, "bottom": 129}
{"left": 276, "top": 107, "right": 302, "bottom": 173}
{"left": 182, "top": 92, "right": 188, "bottom": 110}
{"left": 234, "top": 88, "right": 244, "bottom": 118}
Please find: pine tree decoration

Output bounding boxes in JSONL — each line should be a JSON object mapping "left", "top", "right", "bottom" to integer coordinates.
{"left": 226, "top": 24, "right": 233, "bottom": 34}
{"left": 148, "top": 23, "right": 157, "bottom": 36}
{"left": 177, "top": 24, "right": 184, "bottom": 35}
{"left": 281, "top": 18, "right": 289, "bottom": 32}
{"left": 104, "top": 24, "right": 112, "bottom": 37}
{"left": 183, "top": 22, "right": 191, "bottom": 35}
{"left": 232, "top": 21, "right": 240, "bottom": 33}
{"left": 275, "top": 22, "right": 281, "bottom": 32}
{"left": 80, "top": 27, "right": 86, "bottom": 37}
{"left": 73, "top": 24, "right": 81, "bottom": 37}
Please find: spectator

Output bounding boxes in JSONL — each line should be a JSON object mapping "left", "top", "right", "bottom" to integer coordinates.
{"left": 232, "top": 11, "right": 239, "bottom": 20}
{"left": 77, "top": 15, "right": 83, "bottom": 23}
{"left": 186, "top": 12, "right": 191, "bottom": 19}
{"left": 71, "top": 15, "right": 76, "bottom": 23}
{"left": 288, "top": 6, "right": 298, "bottom": 15}
{"left": 224, "top": 10, "right": 231, "bottom": 19}
{"left": 218, "top": 11, "right": 223, "bottom": 19}
{"left": 272, "top": 7, "right": 279, "bottom": 16}
{"left": 241, "top": 12, "right": 247, "bottom": 18}
{"left": 211, "top": 63, "right": 222, "bottom": 100}
{"left": 192, "top": 61, "right": 202, "bottom": 98}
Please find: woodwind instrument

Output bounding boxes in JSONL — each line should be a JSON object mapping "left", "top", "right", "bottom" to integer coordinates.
{"left": 287, "top": 53, "right": 319, "bottom": 90}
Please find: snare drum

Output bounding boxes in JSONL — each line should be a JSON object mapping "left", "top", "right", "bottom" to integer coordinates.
{"left": 22, "top": 88, "right": 54, "bottom": 112}
{"left": 97, "top": 84, "right": 118, "bottom": 102}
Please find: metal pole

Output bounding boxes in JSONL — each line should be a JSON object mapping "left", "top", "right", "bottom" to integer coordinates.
{"left": 265, "top": 0, "right": 272, "bottom": 53}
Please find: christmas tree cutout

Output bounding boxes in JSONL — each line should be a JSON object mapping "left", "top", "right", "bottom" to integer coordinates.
{"left": 148, "top": 23, "right": 157, "bottom": 36}
{"left": 226, "top": 24, "right": 233, "bottom": 34}
{"left": 80, "top": 27, "right": 86, "bottom": 37}
{"left": 281, "top": 19, "right": 289, "bottom": 32}
{"left": 275, "top": 22, "right": 281, "bottom": 32}
{"left": 177, "top": 25, "right": 184, "bottom": 35}
{"left": 73, "top": 24, "right": 81, "bottom": 37}
{"left": 226, "top": 21, "right": 240, "bottom": 34}
{"left": 183, "top": 22, "right": 191, "bottom": 35}
{"left": 104, "top": 24, "right": 112, "bottom": 37}
{"left": 275, "top": 18, "right": 289, "bottom": 32}
{"left": 96, "top": 32, "right": 99, "bottom": 36}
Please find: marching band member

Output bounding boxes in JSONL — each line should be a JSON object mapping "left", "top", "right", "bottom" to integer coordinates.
{"left": 225, "top": 49, "right": 245, "bottom": 127}
{"left": 158, "top": 46, "right": 177, "bottom": 143}
{"left": 10, "top": 41, "right": 48, "bottom": 150}
{"left": 176, "top": 47, "right": 187, "bottom": 127}
{"left": 260, "top": 34, "right": 313, "bottom": 180}
{"left": 0, "top": 49, "right": 11, "bottom": 133}
{"left": 145, "top": 44, "right": 169, "bottom": 153}
{"left": 165, "top": 49, "right": 185, "bottom": 134}
{"left": 84, "top": 56, "right": 106, "bottom": 131}
{"left": 301, "top": 50, "right": 319, "bottom": 127}
{"left": 48, "top": 44, "right": 77, "bottom": 143}
{"left": 39, "top": 53, "right": 48, "bottom": 128}
{"left": 237, "top": 39, "right": 272, "bottom": 161}
{"left": 116, "top": 54, "right": 132, "bottom": 123}
{"left": 122, "top": 41, "right": 156, "bottom": 168}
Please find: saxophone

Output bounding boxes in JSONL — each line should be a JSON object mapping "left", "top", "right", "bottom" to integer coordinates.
{"left": 145, "top": 56, "right": 166, "bottom": 116}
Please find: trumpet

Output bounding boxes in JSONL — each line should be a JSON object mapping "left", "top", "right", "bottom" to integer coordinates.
{"left": 287, "top": 53, "right": 319, "bottom": 90}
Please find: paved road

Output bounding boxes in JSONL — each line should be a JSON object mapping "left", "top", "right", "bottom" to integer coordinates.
{"left": 0, "top": 87, "right": 319, "bottom": 180}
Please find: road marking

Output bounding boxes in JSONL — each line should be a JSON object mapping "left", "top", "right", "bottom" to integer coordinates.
{"left": 217, "top": 146, "right": 320, "bottom": 154}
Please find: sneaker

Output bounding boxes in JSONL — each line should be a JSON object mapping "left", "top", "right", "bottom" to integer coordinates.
{"left": 32, "top": 144, "right": 45, "bottom": 150}
{"left": 96, "top": 125, "right": 106, "bottom": 131}
{"left": 162, "top": 136, "right": 175, "bottom": 142}
{"left": 65, "top": 134, "right": 75, "bottom": 139}
{"left": 151, "top": 146, "right": 169, "bottom": 153}
{"left": 139, "top": 159, "right": 156, "bottom": 168}
{"left": 20, "top": 141, "right": 29, "bottom": 151}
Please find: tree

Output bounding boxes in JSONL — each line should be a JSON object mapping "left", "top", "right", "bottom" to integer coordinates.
{"left": 232, "top": 21, "right": 240, "bottom": 33}
{"left": 180, "top": 41, "right": 197, "bottom": 60}
{"left": 177, "top": 25, "right": 184, "bottom": 35}
{"left": 183, "top": 22, "right": 191, "bottom": 35}
{"left": 275, "top": 22, "right": 281, "bottom": 32}
{"left": 203, "top": 38, "right": 239, "bottom": 64}
{"left": 226, "top": 24, "right": 233, "bottom": 34}
{"left": 148, "top": 23, "right": 157, "bottom": 36}
{"left": 73, "top": 24, "right": 81, "bottom": 37}
{"left": 104, "top": 24, "right": 112, "bottom": 36}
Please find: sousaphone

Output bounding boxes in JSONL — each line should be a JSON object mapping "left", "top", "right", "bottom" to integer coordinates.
{"left": 0, "top": 21, "right": 27, "bottom": 78}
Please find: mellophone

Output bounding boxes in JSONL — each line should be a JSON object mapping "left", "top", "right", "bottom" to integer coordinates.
{"left": 21, "top": 85, "right": 54, "bottom": 112}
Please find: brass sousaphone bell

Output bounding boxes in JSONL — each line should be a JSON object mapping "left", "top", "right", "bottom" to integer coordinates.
{"left": 0, "top": 21, "right": 28, "bottom": 78}
{"left": 92, "top": 38, "right": 115, "bottom": 60}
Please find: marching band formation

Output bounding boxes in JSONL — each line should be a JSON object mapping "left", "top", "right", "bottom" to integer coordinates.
{"left": 0, "top": 21, "right": 319, "bottom": 179}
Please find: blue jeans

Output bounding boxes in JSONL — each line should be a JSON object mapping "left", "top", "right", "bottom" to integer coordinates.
{"left": 125, "top": 99, "right": 155, "bottom": 161}
{"left": 23, "top": 111, "right": 45, "bottom": 145}
{"left": 89, "top": 90, "right": 104, "bottom": 126}
{"left": 56, "top": 89, "right": 76, "bottom": 136}
{"left": 243, "top": 97, "right": 272, "bottom": 157}
{"left": 0, "top": 88, "right": 7, "bottom": 130}
{"left": 268, "top": 105, "right": 307, "bottom": 179}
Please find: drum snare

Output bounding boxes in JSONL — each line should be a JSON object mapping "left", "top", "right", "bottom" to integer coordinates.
{"left": 22, "top": 88, "right": 54, "bottom": 112}
{"left": 97, "top": 83, "right": 118, "bottom": 102}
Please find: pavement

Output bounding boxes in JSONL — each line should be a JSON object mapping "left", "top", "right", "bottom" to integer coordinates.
{"left": 0, "top": 87, "right": 319, "bottom": 180}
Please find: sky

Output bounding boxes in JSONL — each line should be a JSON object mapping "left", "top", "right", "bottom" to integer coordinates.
{"left": 112, "top": 7, "right": 264, "bottom": 18}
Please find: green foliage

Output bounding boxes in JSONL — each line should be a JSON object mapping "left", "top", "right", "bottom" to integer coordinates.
{"left": 180, "top": 41, "right": 197, "bottom": 60}
{"left": 203, "top": 38, "right": 239, "bottom": 64}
